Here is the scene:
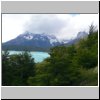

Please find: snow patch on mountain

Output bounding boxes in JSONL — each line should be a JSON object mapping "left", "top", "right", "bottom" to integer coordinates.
{"left": 40, "top": 33, "right": 59, "bottom": 45}
{"left": 18, "top": 31, "right": 34, "bottom": 40}
{"left": 24, "top": 35, "right": 33, "bottom": 40}
{"left": 47, "top": 35, "right": 58, "bottom": 44}
{"left": 50, "top": 38, "right": 58, "bottom": 44}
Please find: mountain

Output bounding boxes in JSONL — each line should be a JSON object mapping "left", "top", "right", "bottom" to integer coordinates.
{"left": 2, "top": 31, "right": 88, "bottom": 51}
{"left": 77, "top": 31, "right": 88, "bottom": 39}
{"left": 2, "top": 31, "right": 61, "bottom": 51}
{"left": 65, "top": 31, "right": 88, "bottom": 45}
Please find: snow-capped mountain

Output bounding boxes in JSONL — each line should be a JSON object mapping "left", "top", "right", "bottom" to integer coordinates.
{"left": 22, "top": 31, "right": 34, "bottom": 40}
{"left": 2, "top": 31, "right": 60, "bottom": 51}
{"left": 2, "top": 31, "right": 88, "bottom": 51}
{"left": 18, "top": 31, "right": 59, "bottom": 45}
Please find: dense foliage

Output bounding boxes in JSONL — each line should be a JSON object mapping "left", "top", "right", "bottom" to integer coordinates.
{"left": 2, "top": 25, "right": 98, "bottom": 86}
{"left": 2, "top": 51, "right": 35, "bottom": 86}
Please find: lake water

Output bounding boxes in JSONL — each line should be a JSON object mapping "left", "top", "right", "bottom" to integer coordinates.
{"left": 8, "top": 51, "right": 50, "bottom": 63}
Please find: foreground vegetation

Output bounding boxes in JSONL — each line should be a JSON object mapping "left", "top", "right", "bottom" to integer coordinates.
{"left": 2, "top": 25, "right": 98, "bottom": 86}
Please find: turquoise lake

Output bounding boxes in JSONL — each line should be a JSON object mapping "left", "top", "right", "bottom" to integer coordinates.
{"left": 8, "top": 51, "right": 50, "bottom": 63}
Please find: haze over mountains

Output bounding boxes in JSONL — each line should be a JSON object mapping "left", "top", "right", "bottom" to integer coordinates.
{"left": 2, "top": 31, "right": 88, "bottom": 51}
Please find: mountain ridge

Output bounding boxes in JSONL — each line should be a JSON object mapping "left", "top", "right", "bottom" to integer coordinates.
{"left": 2, "top": 31, "right": 88, "bottom": 51}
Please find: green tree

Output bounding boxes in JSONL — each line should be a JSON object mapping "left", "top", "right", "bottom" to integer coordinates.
{"left": 2, "top": 51, "right": 12, "bottom": 85}
{"left": 2, "top": 51, "right": 35, "bottom": 86}
{"left": 89, "top": 24, "right": 97, "bottom": 35}
{"left": 27, "top": 61, "right": 51, "bottom": 86}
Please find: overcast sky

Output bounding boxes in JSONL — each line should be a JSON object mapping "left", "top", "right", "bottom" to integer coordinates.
{"left": 2, "top": 14, "right": 98, "bottom": 42}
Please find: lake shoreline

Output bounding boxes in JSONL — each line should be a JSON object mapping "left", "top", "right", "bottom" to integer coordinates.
{"left": 2, "top": 50, "right": 50, "bottom": 53}
{"left": 2, "top": 50, "right": 50, "bottom": 63}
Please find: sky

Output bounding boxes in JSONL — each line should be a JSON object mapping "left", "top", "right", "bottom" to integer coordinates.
{"left": 2, "top": 14, "right": 99, "bottom": 42}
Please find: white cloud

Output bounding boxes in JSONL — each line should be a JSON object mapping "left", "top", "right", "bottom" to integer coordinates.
{"left": 2, "top": 14, "right": 98, "bottom": 42}
{"left": 56, "top": 14, "right": 99, "bottom": 40}
{"left": 2, "top": 14, "right": 31, "bottom": 42}
{"left": 25, "top": 14, "right": 66, "bottom": 34}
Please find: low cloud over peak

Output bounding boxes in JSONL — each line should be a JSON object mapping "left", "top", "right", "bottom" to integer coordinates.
{"left": 24, "top": 14, "right": 66, "bottom": 34}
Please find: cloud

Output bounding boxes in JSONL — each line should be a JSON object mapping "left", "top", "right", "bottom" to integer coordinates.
{"left": 24, "top": 14, "right": 66, "bottom": 34}
{"left": 56, "top": 14, "right": 99, "bottom": 40}
{"left": 2, "top": 14, "right": 98, "bottom": 42}
{"left": 2, "top": 14, "right": 31, "bottom": 42}
{"left": 24, "top": 14, "right": 98, "bottom": 40}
